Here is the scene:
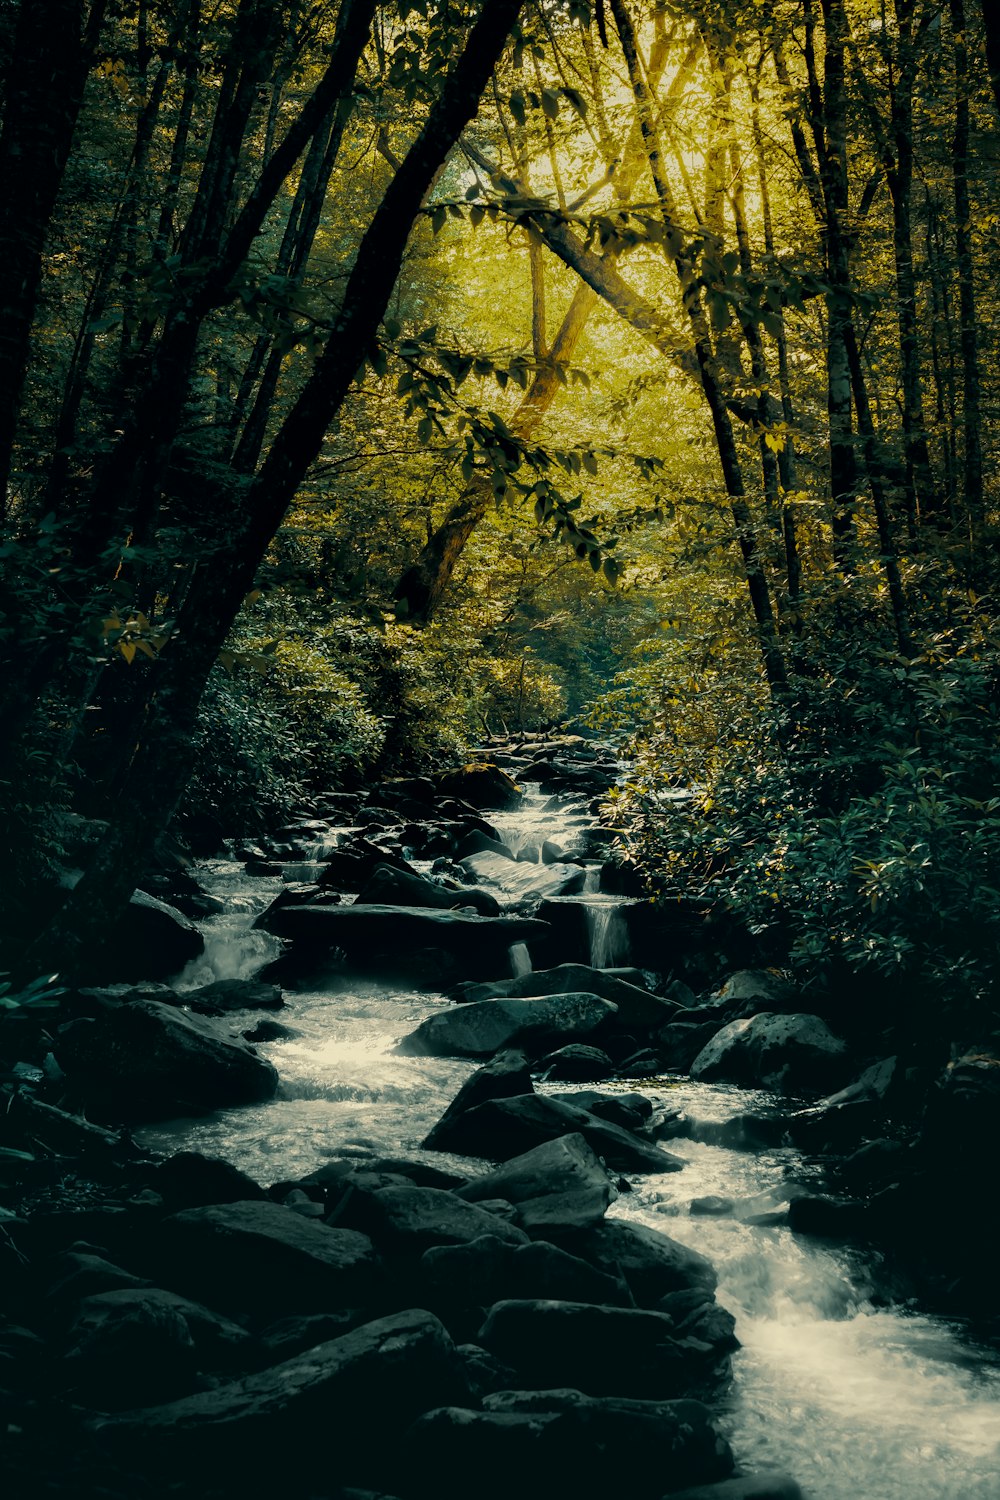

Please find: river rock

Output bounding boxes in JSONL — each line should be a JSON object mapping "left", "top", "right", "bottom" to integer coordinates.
{"left": 476, "top": 1299, "right": 695, "bottom": 1398}
{"left": 562, "top": 1220, "right": 717, "bottom": 1303}
{"left": 87, "top": 890, "right": 204, "bottom": 983}
{"left": 259, "top": 903, "right": 548, "bottom": 981}
{"left": 150, "top": 1150, "right": 266, "bottom": 1209}
{"left": 66, "top": 1287, "right": 252, "bottom": 1371}
{"left": 399, "top": 1392, "right": 733, "bottom": 1500}
{"left": 436, "top": 764, "right": 523, "bottom": 810}
{"left": 455, "top": 1133, "right": 616, "bottom": 1234}
{"left": 53, "top": 1001, "right": 279, "bottom": 1122}
{"left": 422, "top": 1049, "right": 534, "bottom": 1149}
{"left": 356, "top": 862, "right": 501, "bottom": 918}
{"left": 690, "top": 1013, "right": 849, "bottom": 1094}
{"left": 538, "top": 1043, "right": 616, "bottom": 1081}
{"left": 182, "top": 978, "right": 284, "bottom": 1014}
{"left": 361, "top": 1186, "right": 529, "bottom": 1254}
{"left": 453, "top": 963, "right": 678, "bottom": 1028}
{"left": 397, "top": 993, "right": 616, "bottom": 1060}
{"left": 154, "top": 1200, "right": 378, "bottom": 1317}
{"left": 424, "top": 1093, "right": 684, "bottom": 1175}
{"left": 460, "top": 850, "right": 587, "bottom": 902}
{"left": 666, "top": 1475, "right": 804, "bottom": 1500}
{"left": 91, "top": 1310, "right": 469, "bottom": 1486}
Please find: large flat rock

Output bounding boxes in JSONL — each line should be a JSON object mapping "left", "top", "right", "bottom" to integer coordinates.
{"left": 397, "top": 993, "right": 616, "bottom": 1059}
{"left": 92, "top": 1310, "right": 468, "bottom": 1485}
{"left": 258, "top": 902, "right": 548, "bottom": 955}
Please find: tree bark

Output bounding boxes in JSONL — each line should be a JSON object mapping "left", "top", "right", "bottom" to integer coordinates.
{"left": 22, "top": 0, "right": 527, "bottom": 980}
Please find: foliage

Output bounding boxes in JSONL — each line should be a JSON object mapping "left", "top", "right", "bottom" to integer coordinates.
{"left": 615, "top": 615, "right": 1000, "bottom": 1026}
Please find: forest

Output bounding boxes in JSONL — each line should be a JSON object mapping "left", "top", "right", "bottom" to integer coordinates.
{"left": 2, "top": 0, "right": 1000, "bottom": 1496}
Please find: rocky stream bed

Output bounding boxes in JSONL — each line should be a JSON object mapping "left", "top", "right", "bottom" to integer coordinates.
{"left": 2, "top": 739, "right": 999, "bottom": 1499}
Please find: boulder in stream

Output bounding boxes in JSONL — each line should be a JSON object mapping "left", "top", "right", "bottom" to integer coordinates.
{"left": 259, "top": 903, "right": 548, "bottom": 983}
{"left": 424, "top": 1092, "right": 684, "bottom": 1175}
{"left": 455, "top": 1132, "right": 617, "bottom": 1235}
{"left": 666, "top": 1475, "right": 804, "bottom": 1500}
{"left": 690, "top": 1012, "right": 849, "bottom": 1094}
{"left": 356, "top": 861, "right": 501, "bottom": 917}
{"left": 452, "top": 962, "right": 679, "bottom": 1029}
{"left": 476, "top": 1298, "right": 703, "bottom": 1398}
{"left": 400, "top": 1391, "right": 734, "bottom": 1500}
{"left": 422, "top": 1049, "right": 534, "bottom": 1150}
{"left": 396, "top": 993, "right": 616, "bottom": 1060}
{"left": 53, "top": 1000, "right": 279, "bottom": 1122}
{"left": 84, "top": 890, "right": 204, "bottom": 984}
{"left": 436, "top": 763, "right": 523, "bottom": 810}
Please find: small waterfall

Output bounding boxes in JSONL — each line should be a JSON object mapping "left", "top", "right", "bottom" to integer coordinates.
{"left": 508, "top": 942, "right": 533, "bottom": 978}
{"left": 586, "top": 901, "right": 631, "bottom": 969}
{"left": 173, "top": 862, "right": 284, "bottom": 990}
{"left": 582, "top": 867, "right": 600, "bottom": 893}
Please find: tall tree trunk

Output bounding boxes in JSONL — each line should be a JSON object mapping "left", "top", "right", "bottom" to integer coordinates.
{"left": 808, "top": 0, "right": 858, "bottom": 567}
{"left": 949, "top": 0, "right": 984, "bottom": 525}
{"left": 0, "top": 0, "right": 103, "bottom": 511}
{"left": 609, "top": 0, "right": 788, "bottom": 698}
{"left": 22, "top": 0, "right": 527, "bottom": 981}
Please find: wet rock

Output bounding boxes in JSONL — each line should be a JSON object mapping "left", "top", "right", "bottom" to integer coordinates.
{"left": 690, "top": 1013, "right": 849, "bottom": 1095}
{"left": 659, "top": 1020, "right": 725, "bottom": 1071}
{"left": 91, "top": 1310, "right": 469, "bottom": 1486}
{"left": 259, "top": 903, "right": 548, "bottom": 982}
{"left": 455, "top": 828, "right": 515, "bottom": 861}
{"left": 453, "top": 963, "right": 678, "bottom": 1028}
{"left": 476, "top": 1299, "right": 698, "bottom": 1398}
{"left": 456, "top": 1133, "right": 616, "bottom": 1235}
{"left": 66, "top": 1287, "right": 251, "bottom": 1373}
{"left": 666, "top": 1474, "right": 804, "bottom": 1500}
{"left": 356, "top": 862, "right": 500, "bottom": 918}
{"left": 151, "top": 1151, "right": 266, "bottom": 1209}
{"left": 399, "top": 1392, "right": 733, "bottom": 1500}
{"left": 258, "top": 1309, "right": 368, "bottom": 1361}
{"left": 183, "top": 979, "right": 284, "bottom": 1014}
{"left": 538, "top": 1043, "right": 616, "bottom": 1081}
{"left": 242, "top": 1017, "right": 297, "bottom": 1043}
{"left": 53, "top": 1001, "right": 279, "bottom": 1123}
{"left": 507, "top": 1240, "right": 631, "bottom": 1306}
{"left": 460, "top": 850, "right": 587, "bottom": 902}
{"left": 422, "top": 1049, "right": 534, "bottom": 1150}
{"left": 42, "top": 1251, "right": 151, "bottom": 1313}
{"left": 456, "top": 1342, "right": 520, "bottom": 1400}
{"left": 63, "top": 1294, "right": 201, "bottom": 1409}
{"left": 562, "top": 1220, "right": 717, "bottom": 1304}
{"left": 786, "top": 1195, "right": 869, "bottom": 1240}
{"left": 919, "top": 1053, "right": 1000, "bottom": 1163}
{"left": 362, "top": 1186, "right": 529, "bottom": 1254}
{"left": 436, "top": 764, "right": 523, "bottom": 811}
{"left": 424, "top": 1093, "right": 684, "bottom": 1175}
{"left": 155, "top": 1200, "right": 378, "bottom": 1317}
{"left": 548, "top": 1089, "right": 653, "bottom": 1132}
{"left": 691, "top": 1195, "right": 734, "bottom": 1217}
{"left": 419, "top": 1234, "right": 514, "bottom": 1315}
{"left": 86, "top": 890, "right": 204, "bottom": 984}
{"left": 397, "top": 993, "right": 616, "bottom": 1060}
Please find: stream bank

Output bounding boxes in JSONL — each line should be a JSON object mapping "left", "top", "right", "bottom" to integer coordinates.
{"left": 1, "top": 737, "right": 998, "bottom": 1498}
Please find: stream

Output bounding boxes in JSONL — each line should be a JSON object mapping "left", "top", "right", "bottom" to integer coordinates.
{"left": 139, "top": 785, "right": 1000, "bottom": 1500}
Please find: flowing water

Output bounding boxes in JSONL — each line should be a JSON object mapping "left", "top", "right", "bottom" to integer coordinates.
{"left": 139, "top": 788, "right": 1000, "bottom": 1500}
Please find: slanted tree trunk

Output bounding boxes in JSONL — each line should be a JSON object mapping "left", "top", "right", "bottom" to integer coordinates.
{"left": 21, "top": 0, "right": 527, "bottom": 981}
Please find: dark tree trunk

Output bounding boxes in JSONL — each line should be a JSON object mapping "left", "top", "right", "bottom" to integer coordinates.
{"left": 22, "top": 0, "right": 527, "bottom": 981}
